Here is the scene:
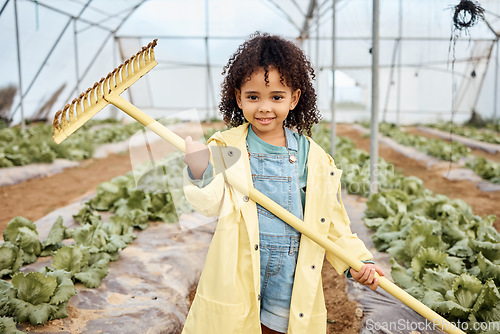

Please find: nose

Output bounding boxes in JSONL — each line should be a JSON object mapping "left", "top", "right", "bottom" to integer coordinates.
{"left": 258, "top": 101, "right": 272, "bottom": 112}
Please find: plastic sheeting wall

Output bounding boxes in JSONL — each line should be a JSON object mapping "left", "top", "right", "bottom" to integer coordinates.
{"left": 1, "top": 0, "right": 500, "bottom": 125}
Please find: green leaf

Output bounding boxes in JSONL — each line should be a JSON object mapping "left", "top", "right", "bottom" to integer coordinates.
{"left": 390, "top": 258, "right": 423, "bottom": 291}
{"left": 421, "top": 268, "right": 457, "bottom": 295}
{"left": 16, "top": 227, "right": 41, "bottom": 264}
{"left": 51, "top": 301, "right": 70, "bottom": 320}
{"left": 477, "top": 252, "right": 500, "bottom": 284}
{"left": 0, "top": 242, "right": 24, "bottom": 277}
{"left": 51, "top": 245, "right": 89, "bottom": 275}
{"left": 449, "top": 273, "right": 482, "bottom": 310}
{"left": 71, "top": 220, "right": 108, "bottom": 251}
{"left": 90, "top": 181, "right": 127, "bottom": 211}
{"left": 74, "top": 258, "right": 109, "bottom": 288}
{"left": 40, "top": 216, "right": 66, "bottom": 256}
{"left": 149, "top": 192, "right": 179, "bottom": 223}
{"left": 472, "top": 280, "right": 500, "bottom": 319}
{"left": 446, "top": 256, "right": 465, "bottom": 275}
{"left": 411, "top": 248, "right": 448, "bottom": 280}
{"left": 72, "top": 204, "right": 101, "bottom": 225}
{"left": 362, "top": 217, "right": 385, "bottom": 230}
{"left": 11, "top": 272, "right": 57, "bottom": 305}
{"left": 3, "top": 217, "right": 41, "bottom": 264}
{"left": 423, "top": 290, "right": 470, "bottom": 318}
{"left": 365, "top": 191, "right": 405, "bottom": 219}
{"left": 0, "top": 316, "right": 24, "bottom": 333}
{"left": 447, "top": 239, "right": 474, "bottom": 258}
{"left": 104, "top": 216, "right": 136, "bottom": 244}
{"left": 3, "top": 216, "right": 37, "bottom": 244}
{"left": 0, "top": 280, "right": 16, "bottom": 316}
{"left": 101, "top": 235, "right": 127, "bottom": 254}
{"left": 45, "top": 270, "right": 77, "bottom": 306}
{"left": 9, "top": 298, "right": 57, "bottom": 325}
{"left": 470, "top": 239, "right": 500, "bottom": 262}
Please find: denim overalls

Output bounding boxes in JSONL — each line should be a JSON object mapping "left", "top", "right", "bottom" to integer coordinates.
{"left": 247, "top": 127, "right": 303, "bottom": 333}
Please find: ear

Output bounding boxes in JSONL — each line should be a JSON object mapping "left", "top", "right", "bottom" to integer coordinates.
{"left": 235, "top": 88, "right": 242, "bottom": 109}
{"left": 290, "top": 89, "right": 301, "bottom": 110}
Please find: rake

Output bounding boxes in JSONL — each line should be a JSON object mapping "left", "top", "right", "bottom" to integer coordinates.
{"left": 52, "top": 40, "right": 465, "bottom": 334}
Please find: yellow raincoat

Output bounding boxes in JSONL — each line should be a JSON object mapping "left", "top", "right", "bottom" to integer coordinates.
{"left": 181, "top": 123, "right": 373, "bottom": 334}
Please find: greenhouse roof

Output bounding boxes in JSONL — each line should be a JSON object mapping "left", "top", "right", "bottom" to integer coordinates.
{"left": 1, "top": 0, "right": 500, "bottom": 125}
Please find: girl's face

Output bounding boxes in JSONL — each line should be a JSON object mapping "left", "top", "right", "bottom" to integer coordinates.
{"left": 235, "top": 67, "right": 301, "bottom": 144}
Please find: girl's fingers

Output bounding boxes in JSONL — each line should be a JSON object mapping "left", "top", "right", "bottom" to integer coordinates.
{"left": 361, "top": 266, "right": 372, "bottom": 283}
{"left": 369, "top": 278, "right": 379, "bottom": 291}
{"left": 368, "top": 268, "right": 376, "bottom": 283}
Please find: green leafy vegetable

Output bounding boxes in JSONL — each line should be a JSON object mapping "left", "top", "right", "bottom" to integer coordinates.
{"left": 50, "top": 245, "right": 110, "bottom": 288}
{"left": 7, "top": 271, "right": 76, "bottom": 325}
{"left": 0, "top": 242, "right": 24, "bottom": 277}
{"left": 3, "top": 217, "right": 41, "bottom": 264}
{"left": 40, "top": 216, "right": 67, "bottom": 256}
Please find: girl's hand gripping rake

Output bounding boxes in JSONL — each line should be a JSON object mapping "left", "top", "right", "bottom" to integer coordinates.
{"left": 52, "top": 40, "right": 465, "bottom": 334}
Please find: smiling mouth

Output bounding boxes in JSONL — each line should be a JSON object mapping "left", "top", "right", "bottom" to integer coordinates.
{"left": 256, "top": 117, "right": 275, "bottom": 124}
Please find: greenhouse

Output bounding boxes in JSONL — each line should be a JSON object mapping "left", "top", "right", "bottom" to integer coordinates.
{"left": 1, "top": 0, "right": 500, "bottom": 333}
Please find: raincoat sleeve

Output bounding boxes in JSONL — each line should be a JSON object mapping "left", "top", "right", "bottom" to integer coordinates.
{"left": 186, "top": 163, "right": 214, "bottom": 188}
{"left": 325, "top": 180, "right": 374, "bottom": 275}
{"left": 183, "top": 143, "right": 226, "bottom": 217}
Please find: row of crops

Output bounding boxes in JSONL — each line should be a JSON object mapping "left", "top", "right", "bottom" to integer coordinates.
{"left": 312, "top": 123, "right": 500, "bottom": 333}
{"left": 427, "top": 122, "right": 500, "bottom": 145}
{"left": 0, "top": 150, "right": 192, "bottom": 331}
{"left": 374, "top": 123, "right": 500, "bottom": 184}
{"left": 0, "top": 120, "right": 145, "bottom": 168}
{"left": 0, "top": 121, "right": 499, "bottom": 333}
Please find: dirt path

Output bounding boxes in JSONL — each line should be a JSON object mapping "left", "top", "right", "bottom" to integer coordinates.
{"left": 337, "top": 124, "right": 500, "bottom": 231}
{"left": 0, "top": 153, "right": 133, "bottom": 232}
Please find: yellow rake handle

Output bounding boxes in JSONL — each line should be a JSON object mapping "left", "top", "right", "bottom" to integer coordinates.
{"left": 52, "top": 40, "right": 464, "bottom": 334}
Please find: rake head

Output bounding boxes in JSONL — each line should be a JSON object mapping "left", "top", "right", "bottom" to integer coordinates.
{"left": 52, "top": 39, "right": 158, "bottom": 144}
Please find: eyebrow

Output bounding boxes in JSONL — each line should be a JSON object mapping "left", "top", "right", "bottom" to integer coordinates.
{"left": 243, "top": 90, "right": 287, "bottom": 94}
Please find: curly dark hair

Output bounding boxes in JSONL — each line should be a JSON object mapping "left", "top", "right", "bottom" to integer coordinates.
{"left": 219, "top": 32, "right": 321, "bottom": 136}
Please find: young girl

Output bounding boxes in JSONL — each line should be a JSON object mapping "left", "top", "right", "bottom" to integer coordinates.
{"left": 182, "top": 32, "right": 384, "bottom": 334}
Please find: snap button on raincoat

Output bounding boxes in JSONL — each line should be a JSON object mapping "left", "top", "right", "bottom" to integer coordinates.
{"left": 181, "top": 123, "right": 373, "bottom": 334}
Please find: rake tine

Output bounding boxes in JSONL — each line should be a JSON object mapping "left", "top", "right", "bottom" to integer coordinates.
{"left": 52, "top": 39, "right": 158, "bottom": 144}
{"left": 60, "top": 104, "right": 69, "bottom": 128}
{"left": 76, "top": 93, "right": 84, "bottom": 117}
{"left": 83, "top": 88, "right": 91, "bottom": 111}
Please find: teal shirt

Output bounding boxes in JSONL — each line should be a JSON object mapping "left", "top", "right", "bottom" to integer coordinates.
{"left": 246, "top": 125, "right": 309, "bottom": 208}
{"left": 188, "top": 125, "right": 310, "bottom": 207}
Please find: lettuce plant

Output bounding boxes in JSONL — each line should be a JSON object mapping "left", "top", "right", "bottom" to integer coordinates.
{"left": 48, "top": 245, "right": 109, "bottom": 289}
{"left": 0, "top": 242, "right": 24, "bottom": 277}
{"left": 3, "top": 217, "right": 41, "bottom": 264}
{"left": 1, "top": 271, "right": 76, "bottom": 325}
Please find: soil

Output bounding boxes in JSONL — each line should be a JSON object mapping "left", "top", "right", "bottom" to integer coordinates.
{"left": 2, "top": 121, "right": 499, "bottom": 334}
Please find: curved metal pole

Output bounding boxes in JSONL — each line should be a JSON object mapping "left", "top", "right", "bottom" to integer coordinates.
{"left": 0, "top": 0, "right": 11, "bottom": 17}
